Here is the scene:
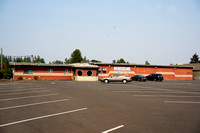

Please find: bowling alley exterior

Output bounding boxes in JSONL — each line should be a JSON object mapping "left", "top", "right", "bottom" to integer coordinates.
{"left": 9, "top": 62, "right": 193, "bottom": 81}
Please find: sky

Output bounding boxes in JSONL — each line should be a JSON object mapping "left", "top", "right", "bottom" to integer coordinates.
{"left": 0, "top": 0, "right": 200, "bottom": 65}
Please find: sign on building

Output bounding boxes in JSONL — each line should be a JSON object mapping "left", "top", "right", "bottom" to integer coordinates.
{"left": 114, "top": 67, "right": 130, "bottom": 71}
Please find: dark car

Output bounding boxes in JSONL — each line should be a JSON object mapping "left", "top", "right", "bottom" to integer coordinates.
{"left": 146, "top": 74, "right": 164, "bottom": 81}
{"left": 99, "top": 74, "right": 132, "bottom": 84}
{"left": 131, "top": 75, "right": 147, "bottom": 81}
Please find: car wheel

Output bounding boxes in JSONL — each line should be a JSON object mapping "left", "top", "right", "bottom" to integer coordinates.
{"left": 104, "top": 79, "right": 109, "bottom": 83}
{"left": 122, "top": 79, "right": 127, "bottom": 84}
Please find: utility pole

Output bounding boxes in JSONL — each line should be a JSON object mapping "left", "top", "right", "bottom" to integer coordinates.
{"left": 1, "top": 48, "right": 3, "bottom": 71}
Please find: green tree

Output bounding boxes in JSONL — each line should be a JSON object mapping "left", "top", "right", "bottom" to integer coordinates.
{"left": 83, "top": 56, "right": 89, "bottom": 63}
{"left": 0, "top": 71, "right": 3, "bottom": 79}
{"left": 15, "top": 57, "right": 23, "bottom": 62}
{"left": 33, "top": 55, "right": 45, "bottom": 63}
{"left": 70, "top": 49, "right": 83, "bottom": 63}
{"left": 145, "top": 61, "right": 150, "bottom": 65}
{"left": 117, "top": 58, "right": 126, "bottom": 63}
{"left": 90, "top": 59, "right": 101, "bottom": 63}
{"left": 190, "top": 53, "right": 200, "bottom": 64}
{"left": 3, "top": 65, "right": 13, "bottom": 79}
{"left": 64, "top": 58, "right": 71, "bottom": 64}
{"left": 113, "top": 60, "right": 116, "bottom": 63}
{"left": 7, "top": 56, "right": 12, "bottom": 62}
{"left": 24, "top": 56, "right": 31, "bottom": 63}
{"left": 0, "top": 55, "right": 13, "bottom": 79}
{"left": 51, "top": 60, "right": 63, "bottom": 64}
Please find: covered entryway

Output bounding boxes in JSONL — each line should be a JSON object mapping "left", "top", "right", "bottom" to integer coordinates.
{"left": 71, "top": 63, "right": 99, "bottom": 81}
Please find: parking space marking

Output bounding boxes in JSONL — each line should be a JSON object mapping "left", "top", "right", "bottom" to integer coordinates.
{"left": 113, "top": 91, "right": 148, "bottom": 93}
{"left": 0, "top": 86, "right": 40, "bottom": 90}
{"left": 0, "top": 88, "right": 48, "bottom": 93}
{"left": 0, "top": 99, "right": 69, "bottom": 110}
{"left": 0, "top": 93, "right": 58, "bottom": 102}
{"left": 0, "top": 108, "right": 88, "bottom": 127}
{"left": 133, "top": 95, "right": 200, "bottom": 98}
{"left": 113, "top": 91, "right": 200, "bottom": 94}
{"left": 0, "top": 84, "right": 10, "bottom": 86}
{"left": 112, "top": 90, "right": 171, "bottom": 92}
{"left": 0, "top": 90, "right": 51, "bottom": 96}
{"left": 102, "top": 125, "right": 124, "bottom": 133}
{"left": 164, "top": 101, "right": 200, "bottom": 104}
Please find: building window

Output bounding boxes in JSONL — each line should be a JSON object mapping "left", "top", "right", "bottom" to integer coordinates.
{"left": 23, "top": 70, "right": 33, "bottom": 74}
{"left": 77, "top": 70, "right": 82, "bottom": 76}
{"left": 65, "top": 69, "right": 70, "bottom": 73}
{"left": 87, "top": 71, "right": 92, "bottom": 76}
{"left": 102, "top": 68, "right": 106, "bottom": 72}
{"left": 48, "top": 69, "right": 53, "bottom": 72}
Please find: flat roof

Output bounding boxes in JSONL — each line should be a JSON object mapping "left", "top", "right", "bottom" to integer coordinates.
{"left": 9, "top": 62, "right": 99, "bottom": 68}
{"left": 70, "top": 63, "right": 99, "bottom": 68}
{"left": 182, "top": 63, "right": 200, "bottom": 70}
{"left": 9, "top": 62, "right": 193, "bottom": 69}
{"left": 9, "top": 62, "right": 72, "bottom": 67}
{"left": 93, "top": 63, "right": 193, "bottom": 69}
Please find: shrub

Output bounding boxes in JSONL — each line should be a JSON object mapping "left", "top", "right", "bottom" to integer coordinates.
{"left": 3, "top": 67, "right": 13, "bottom": 79}
{"left": 3, "top": 73, "right": 11, "bottom": 79}
{"left": 34, "top": 76, "right": 38, "bottom": 80}
{"left": 17, "top": 76, "right": 23, "bottom": 80}
{"left": 0, "top": 71, "right": 3, "bottom": 79}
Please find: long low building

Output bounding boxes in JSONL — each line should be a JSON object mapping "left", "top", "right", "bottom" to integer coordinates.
{"left": 9, "top": 62, "right": 193, "bottom": 81}
{"left": 94, "top": 63, "right": 193, "bottom": 80}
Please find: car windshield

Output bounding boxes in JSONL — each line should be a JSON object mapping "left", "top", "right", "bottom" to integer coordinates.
{"left": 110, "top": 75, "right": 117, "bottom": 78}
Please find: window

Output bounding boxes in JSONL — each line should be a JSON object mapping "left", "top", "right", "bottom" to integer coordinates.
{"left": 77, "top": 70, "right": 82, "bottom": 76}
{"left": 87, "top": 71, "right": 92, "bottom": 76}
{"left": 48, "top": 69, "right": 53, "bottom": 72}
{"left": 111, "top": 75, "right": 117, "bottom": 78}
{"left": 23, "top": 70, "right": 33, "bottom": 74}
{"left": 65, "top": 69, "right": 70, "bottom": 73}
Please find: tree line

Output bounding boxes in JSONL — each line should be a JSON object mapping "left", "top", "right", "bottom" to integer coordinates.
{"left": 4, "top": 55, "right": 45, "bottom": 63}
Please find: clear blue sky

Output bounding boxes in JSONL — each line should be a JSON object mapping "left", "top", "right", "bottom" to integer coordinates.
{"left": 0, "top": 0, "right": 200, "bottom": 65}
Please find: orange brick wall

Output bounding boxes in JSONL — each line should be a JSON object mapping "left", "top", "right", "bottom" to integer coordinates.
{"left": 13, "top": 64, "right": 193, "bottom": 81}
{"left": 14, "top": 66, "right": 73, "bottom": 80}
{"left": 98, "top": 65, "right": 193, "bottom": 80}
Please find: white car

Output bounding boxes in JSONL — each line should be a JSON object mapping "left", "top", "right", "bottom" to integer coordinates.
{"left": 100, "top": 74, "right": 132, "bottom": 84}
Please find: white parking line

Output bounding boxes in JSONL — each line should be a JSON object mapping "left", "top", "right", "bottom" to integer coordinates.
{"left": 113, "top": 91, "right": 147, "bottom": 93}
{"left": 133, "top": 95, "right": 200, "bottom": 98}
{"left": 164, "top": 101, "right": 200, "bottom": 104}
{"left": 113, "top": 91, "right": 200, "bottom": 94}
{"left": 102, "top": 125, "right": 124, "bottom": 133}
{"left": 0, "top": 88, "right": 48, "bottom": 93}
{"left": 0, "top": 93, "right": 58, "bottom": 101}
{"left": 0, "top": 84, "right": 10, "bottom": 86}
{"left": 0, "top": 108, "right": 87, "bottom": 127}
{"left": 0, "top": 99, "right": 69, "bottom": 110}
{"left": 0, "top": 90, "right": 51, "bottom": 96}
{"left": 0, "top": 86, "right": 46, "bottom": 90}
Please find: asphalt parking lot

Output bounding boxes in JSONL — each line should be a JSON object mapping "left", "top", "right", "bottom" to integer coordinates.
{"left": 0, "top": 80, "right": 200, "bottom": 133}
